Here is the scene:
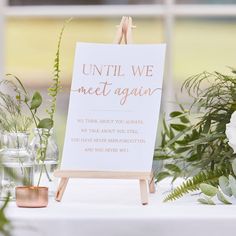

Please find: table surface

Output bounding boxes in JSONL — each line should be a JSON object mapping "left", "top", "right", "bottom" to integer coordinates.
{"left": 6, "top": 178, "right": 236, "bottom": 236}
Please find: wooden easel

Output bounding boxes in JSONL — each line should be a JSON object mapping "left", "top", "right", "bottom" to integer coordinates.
{"left": 54, "top": 16, "right": 156, "bottom": 205}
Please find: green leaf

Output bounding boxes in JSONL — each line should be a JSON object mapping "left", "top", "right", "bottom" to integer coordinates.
{"left": 199, "top": 183, "right": 218, "bottom": 197}
{"left": 169, "top": 126, "right": 175, "bottom": 139}
{"left": 170, "top": 124, "right": 188, "bottom": 131}
{"left": 164, "top": 164, "right": 181, "bottom": 173}
{"left": 30, "top": 91, "right": 42, "bottom": 110}
{"left": 37, "top": 118, "right": 53, "bottom": 129}
{"left": 191, "top": 129, "right": 199, "bottom": 140}
{"left": 175, "top": 140, "right": 188, "bottom": 145}
{"left": 175, "top": 146, "right": 191, "bottom": 154}
{"left": 155, "top": 172, "right": 170, "bottom": 182}
{"left": 180, "top": 116, "right": 190, "bottom": 124}
{"left": 198, "top": 197, "right": 215, "bottom": 205}
{"left": 203, "top": 117, "right": 211, "bottom": 134}
{"left": 170, "top": 111, "right": 182, "bottom": 118}
{"left": 219, "top": 176, "right": 232, "bottom": 197}
{"left": 161, "top": 132, "right": 166, "bottom": 148}
{"left": 232, "top": 159, "right": 236, "bottom": 176}
{"left": 186, "top": 154, "right": 200, "bottom": 162}
{"left": 228, "top": 175, "right": 236, "bottom": 198}
{"left": 165, "top": 126, "right": 192, "bottom": 147}
{"left": 154, "top": 154, "right": 172, "bottom": 160}
{"left": 216, "top": 190, "right": 232, "bottom": 205}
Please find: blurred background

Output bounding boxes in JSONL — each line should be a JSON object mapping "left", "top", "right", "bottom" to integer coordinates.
{"left": 0, "top": 0, "right": 236, "bottom": 154}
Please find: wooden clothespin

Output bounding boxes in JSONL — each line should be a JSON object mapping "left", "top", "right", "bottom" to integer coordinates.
{"left": 113, "top": 16, "right": 136, "bottom": 44}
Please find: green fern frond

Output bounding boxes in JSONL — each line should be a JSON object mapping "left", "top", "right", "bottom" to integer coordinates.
{"left": 164, "top": 168, "right": 229, "bottom": 202}
{"left": 47, "top": 18, "right": 71, "bottom": 121}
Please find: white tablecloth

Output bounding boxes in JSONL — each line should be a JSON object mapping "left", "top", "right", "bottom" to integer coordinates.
{"left": 6, "top": 179, "right": 236, "bottom": 236}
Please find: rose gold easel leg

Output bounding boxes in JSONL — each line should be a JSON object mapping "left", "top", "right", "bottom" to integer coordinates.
{"left": 55, "top": 177, "right": 69, "bottom": 202}
{"left": 139, "top": 179, "right": 148, "bottom": 205}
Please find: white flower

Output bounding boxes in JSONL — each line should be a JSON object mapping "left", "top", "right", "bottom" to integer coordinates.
{"left": 225, "top": 111, "right": 236, "bottom": 153}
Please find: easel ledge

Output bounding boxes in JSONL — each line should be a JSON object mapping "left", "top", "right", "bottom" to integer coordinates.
{"left": 54, "top": 170, "right": 150, "bottom": 179}
{"left": 54, "top": 170, "right": 156, "bottom": 205}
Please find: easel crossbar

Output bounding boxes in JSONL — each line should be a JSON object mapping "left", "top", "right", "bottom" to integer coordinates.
{"left": 54, "top": 170, "right": 151, "bottom": 179}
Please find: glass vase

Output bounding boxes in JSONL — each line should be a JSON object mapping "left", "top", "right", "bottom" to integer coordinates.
{"left": 30, "top": 128, "right": 59, "bottom": 197}
{"left": 0, "top": 132, "right": 34, "bottom": 200}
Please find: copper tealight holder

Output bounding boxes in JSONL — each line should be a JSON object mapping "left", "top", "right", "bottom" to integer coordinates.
{"left": 15, "top": 186, "right": 48, "bottom": 208}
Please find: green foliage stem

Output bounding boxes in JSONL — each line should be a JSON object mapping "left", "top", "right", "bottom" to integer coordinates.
{"left": 164, "top": 168, "right": 229, "bottom": 202}
{"left": 0, "top": 196, "right": 11, "bottom": 236}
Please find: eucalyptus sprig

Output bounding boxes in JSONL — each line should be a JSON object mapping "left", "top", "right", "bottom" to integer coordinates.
{"left": 197, "top": 159, "right": 236, "bottom": 205}
{"left": 156, "top": 68, "right": 236, "bottom": 202}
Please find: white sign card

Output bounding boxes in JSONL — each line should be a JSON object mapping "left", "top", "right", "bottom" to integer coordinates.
{"left": 61, "top": 42, "right": 166, "bottom": 172}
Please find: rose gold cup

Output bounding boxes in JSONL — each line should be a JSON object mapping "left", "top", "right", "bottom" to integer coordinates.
{"left": 16, "top": 186, "right": 48, "bottom": 208}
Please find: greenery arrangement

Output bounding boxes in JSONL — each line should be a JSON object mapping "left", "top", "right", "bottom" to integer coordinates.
{"left": 155, "top": 69, "right": 236, "bottom": 204}
{"left": 0, "top": 19, "right": 70, "bottom": 235}
{"left": 5, "top": 18, "right": 69, "bottom": 186}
